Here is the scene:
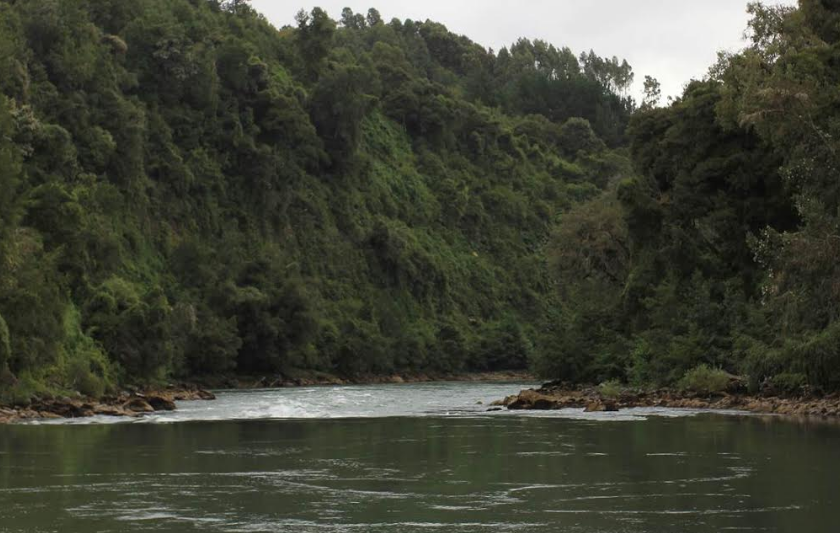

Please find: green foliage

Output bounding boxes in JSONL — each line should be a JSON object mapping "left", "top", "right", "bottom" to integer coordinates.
{"left": 0, "top": 372, "right": 48, "bottom": 407}
{"left": 598, "top": 379, "right": 622, "bottom": 399}
{"left": 784, "top": 323, "right": 840, "bottom": 392}
{"left": 184, "top": 311, "right": 241, "bottom": 376}
{"left": 678, "top": 365, "right": 731, "bottom": 395}
{"left": 0, "top": 1, "right": 636, "bottom": 401}
{"left": 536, "top": 1, "right": 840, "bottom": 393}
{"left": 66, "top": 358, "right": 105, "bottom": 398}
{"left": 57, "top": 304, "right": 112, "bottom": 398}
{"left": 0, "top": 313, "right": 11, "bottom": 379}
{"left": 471, "top": 318, "right": 534, "bottom": 372}
{"left": 769, "top": 373, "right": 808, "bottom": 396}
{"left": 8, "top": 1, "right": 840, "bottom": 398}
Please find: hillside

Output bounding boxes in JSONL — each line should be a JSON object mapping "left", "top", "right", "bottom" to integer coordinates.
{"left": 0, "top": 0, "right": 633, "bottom": 402}
{"left": 546, "top": 0, "right": 840, "bottom": 394}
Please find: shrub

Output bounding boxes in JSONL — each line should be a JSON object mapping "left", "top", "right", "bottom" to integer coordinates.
{"left": 768, "top": 373, "right": 808, "bottom": 396}
{"left": 598, "top": 379, "right": 622, "bottom": 398}
{"left": 0, "top": 372, "right": 46, "bottom": 407}
{"left": 67, "top": 358, "right": 105, "bottom": 398}
{"left": 678, "top": 365, "right": 731, "bottom": 395}
{"left": 0, "top": 313, "right": 11, "bottom": 377}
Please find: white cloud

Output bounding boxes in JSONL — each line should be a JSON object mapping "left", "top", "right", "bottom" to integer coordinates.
{"left": 250, "top": 0, "right": 796, "bottom": 100}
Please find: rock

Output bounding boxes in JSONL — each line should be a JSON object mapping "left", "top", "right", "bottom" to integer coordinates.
{"left": 0, "top": 407, "right": 17, "bottom": 423}
{"left": 123, "top": 397, "right": 154, "bottom": 414}
{"left": 584, "top": 400, "right": 619, "bottom": 413}
{"left": 491, "top": 396, "right": 517, "bottom": 407}
{"left": 486, "top": 407, "right": 503, "bottom": 412}
{"left": 507, "top": 390, "right": 559, "bottom": 410}
{"left": 146, "top": 395, "right": 177, "bottom": 411}
{"left": 30, "top": 399, "right": 91, "bottom": 418}
{"left": 93, "top": 405, "right": 132, "bottom": 417}
{"left": 171, "top": 388, "right": 215, "bottom": 401}
{"left": 196, "top": 389, "right": 215, "bottom": 400}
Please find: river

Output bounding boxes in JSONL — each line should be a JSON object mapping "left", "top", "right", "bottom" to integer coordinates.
{"left": 0, "top": 382, "right": 838, "bottom": 532}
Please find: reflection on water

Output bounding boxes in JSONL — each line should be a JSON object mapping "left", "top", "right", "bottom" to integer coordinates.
{"left": 1, "top": 383, "right": 839, "bottom": 532}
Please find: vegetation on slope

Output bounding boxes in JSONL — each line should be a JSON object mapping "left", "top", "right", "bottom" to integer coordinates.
{"left": 0, "top": 0, "right": 634, "bottom": 403}
{"left": 544, "top": 0, "right": 840, "bottom": 394}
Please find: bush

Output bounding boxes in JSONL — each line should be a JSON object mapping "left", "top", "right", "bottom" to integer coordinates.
{"left": 598, "top": 379, "right": 622, "bottom": 398}
{"left": 768, "top": 373, "right": 808, "bottom": 396}
{"left": 0, "top": 313, "right": 11, "bottom": 376}
{"left": 678, "top": 365, "right": 731, "bottom": 395}
{"left": 0, "top": 372, "right": 46, "bottom": 407}
{"left": 67, "top": 358, "right": 106, "bottom": 398}
{"left": 787, "top": 323, "right": 840, "bottom": 391}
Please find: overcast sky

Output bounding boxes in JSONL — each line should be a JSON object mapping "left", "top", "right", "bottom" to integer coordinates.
{"left": 250, "top": 0, "right": 796, "bottom": 101}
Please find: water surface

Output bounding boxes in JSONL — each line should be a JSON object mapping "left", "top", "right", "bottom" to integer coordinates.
{"left": 1, "top": 382, "right": 838, "bottom": 532}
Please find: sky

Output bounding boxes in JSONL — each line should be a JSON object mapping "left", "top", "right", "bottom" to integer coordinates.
{"left": 250, "top": 0, "right": 796, "bottom": 101}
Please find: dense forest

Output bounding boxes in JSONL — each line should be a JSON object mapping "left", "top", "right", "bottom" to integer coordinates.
{"left": 545, "top": 0, "right": 840, "bottom": 394}
{"left": 0, "top": 0, "right": 633, "bottom": 402}
{"left": 1, "top": 0, "right": 837, "bottom": 404}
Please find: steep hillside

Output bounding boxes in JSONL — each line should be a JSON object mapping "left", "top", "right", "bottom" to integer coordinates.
{"left": 0, "top": 0, "right": 632, "bottom": 402}
{"left": 542, "top": 0, "right": 840, "bottom": 394}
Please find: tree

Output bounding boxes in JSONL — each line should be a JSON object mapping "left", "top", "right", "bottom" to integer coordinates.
{"left": 340, "top": 8, "right": 366, "bottom": 29}
{"left": 366, "top": 8, "right": 382, "bottom": 27}
{"left": 296, "top": 8, "right": 336, "bottom": 80}
{"left": 0, "top": 96, "right": 22, "bottom": 240}
{"left": 222, "top": 0, "right": 251, "bottom": 15}
{"left": 641, "top": 75, "right": 661, "bottom": 109}
{"left": 340, "top": 8, "right": 355, "bottom": 28}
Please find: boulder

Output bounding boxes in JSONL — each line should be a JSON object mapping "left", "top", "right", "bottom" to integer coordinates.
{"left": 31, "top": 399, "right": 93, "bottom": 418}
{"left": 147, "top": 395, "right": 177, "bottom": 411}
{"left": 171, "top": 388, "right": 215, "bottom": 401}
{"left": 491, "top": 396, "right": 517, "bottom": 407}
{"left": 196, "top": 389, "right": 216, "bottom": 401}
{"left": 507, "top": 390, "right": 559, "bottom": 410}
{"left": 93, "top": 404, "right": 133, "bottom": 417}
{"left": 123, "top": 397, "right": 154, "bottom": 414}
{"left": 0, "top": 408, "right": 17, "bottom": 424}
{"left": 584, "top": 400, "right": 619, "bottom": 413}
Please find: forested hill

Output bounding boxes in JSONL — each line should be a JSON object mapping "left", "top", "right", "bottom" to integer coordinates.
{"left": 546, "top": 0, "right": 840, "bottom": 395}
{"left": 0, "top": 0, "right": 635, "bottom": 402}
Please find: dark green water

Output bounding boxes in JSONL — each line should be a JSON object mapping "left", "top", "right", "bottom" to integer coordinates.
{"left": 1, "top": 384, "right": 838, "bottom": 532}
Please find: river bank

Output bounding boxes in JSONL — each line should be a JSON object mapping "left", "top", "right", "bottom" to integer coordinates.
{"left": 0, "top": 388, "right": 217, "bottom": 424}
{"left": 198, "top": 369, "right": 535, "bottom": 389}
{"left": 0, "top": 370, "right": 534, "bottom": 424}
{"left": 496, "top": 383, "right": 840, "bottom": 418}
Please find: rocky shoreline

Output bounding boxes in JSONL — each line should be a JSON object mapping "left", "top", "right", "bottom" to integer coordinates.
{"left": 0, "top": 388, "right": 216, "bottom": 424}
{"left": 493, "top": 383, "right": 840, "bottom": 418}
{"left": 0, "top": 370, "right": 535, "bottom": 424}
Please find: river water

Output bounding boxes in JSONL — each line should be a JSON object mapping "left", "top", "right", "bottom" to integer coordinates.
{"left": 0, "top": 382, "right": 838, "bottom": 532}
